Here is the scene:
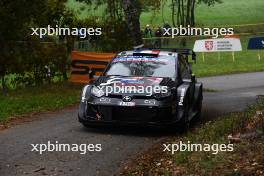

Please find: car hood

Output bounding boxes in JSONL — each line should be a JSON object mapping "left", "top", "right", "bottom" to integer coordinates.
{"left": 95, "top": 76, "right": 166, "bottom": 87}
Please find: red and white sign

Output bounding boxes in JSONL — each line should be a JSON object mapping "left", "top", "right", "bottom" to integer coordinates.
{"left": 205, "top": 41, "right": 214, "bottom": 51}
{"left": 193, "top": 38, "right": 242, "bottom": 52}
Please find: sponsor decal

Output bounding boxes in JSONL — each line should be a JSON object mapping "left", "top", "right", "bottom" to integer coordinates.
{"left": 119, "top": 102, "right": 136, "bottom": 107}
{"left": 120, "top": 78, "right": 145, "bottom": 85}
{"left": 123, "top": 96, "right": 132, "bottom": 102}
{"left": 205, "top": 41, "right": 214, "bottom": 51}
{"left": 178, "top": 88, "right": 186, "bottom": 106}
{"left": 100, "top": 78, "right": 123, "bottom": 86}
{"left": 112, "top": 57, "right": 167, "bottom": 63}
{"left": 99, "top": 97, "right": 111, "bottom": 103}
{"left": 144, "top": 100, "right": 156, "bottom": 105}
{"left": 247, "top": 37, "right": 264, "bottom": 50}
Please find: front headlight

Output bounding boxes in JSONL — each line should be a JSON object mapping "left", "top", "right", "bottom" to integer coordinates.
{"left": 91, "top": 86, "right": 105, "bottom": 98}
{"left": 153, "top": 89, "right": 172, "bottom": 99}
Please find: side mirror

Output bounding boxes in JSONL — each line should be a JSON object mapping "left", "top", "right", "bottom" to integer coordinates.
{"left": 93, "top": 75, "right": 100, "bottom": 79}
{"left": 88, "top": 70, "right": 95, "bottom": 79}
{"left": 89, "top": 70, "right": 100, "bottom": 80}
{"left": 191, "top": 74, "right": 196, "bottom": 82}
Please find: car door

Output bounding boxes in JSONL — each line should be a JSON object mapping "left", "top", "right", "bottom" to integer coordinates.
{"left": 178, "top": 55, "right": 195, "bottom": 103}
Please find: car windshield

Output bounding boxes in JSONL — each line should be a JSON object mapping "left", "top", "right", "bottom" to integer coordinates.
{"left": 105, "top": 56, "right": 176, "bottom": 78}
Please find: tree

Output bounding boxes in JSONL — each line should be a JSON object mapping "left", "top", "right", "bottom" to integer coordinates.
{"left": 121, "top": 0, "right": 143, "bottom": 46}
{"left": 171, "top": 0, "right": 222, "bottom": 27}
{"left": 77, "top": 0, "right": 160, "bottom": 47}
{"left": 0, "top": 0, "right": 74, "bottom": 90}
{"left": 0, "top": 0, "right": 43, "bottom": 90}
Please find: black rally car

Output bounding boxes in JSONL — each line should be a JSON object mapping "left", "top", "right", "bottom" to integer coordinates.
{"left": 78, "top": 49, "right": 203, "bottom": 128}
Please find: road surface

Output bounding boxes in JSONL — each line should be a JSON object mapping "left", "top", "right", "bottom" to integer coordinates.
{"left": 0, "top": 72, "right": 264, "bottom": 176}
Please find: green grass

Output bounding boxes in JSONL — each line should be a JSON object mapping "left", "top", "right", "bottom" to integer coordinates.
{"left": 66, "top": 0, "right": 264, "bottom": 28}
{"left": 66, "top": 0, "right": 105, "bottom": 19}
{"left": 171, "top": 98, "right": 264, "bottom": 175}
{"left": 193, "top": 51, "right": 264, "bottom": 77}
{"left": 195, "top": 0, "right": 264, "bottom": 26}
{"left": 141, "top": 0, "right": 264, "bottom": 27}
{"left": 193, "top": 36, "right": 264, "bottom": 77}
{"left": 0, "top": 83, "right": 81, "bottom": 122}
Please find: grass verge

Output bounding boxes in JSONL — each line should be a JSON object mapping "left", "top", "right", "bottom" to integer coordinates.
{"left": 193, "top": 51, "right": 264, "bottom": 77}
{"left": 66, "top": 0, "right": 264, "bottom": 28}
{"left": 0, "top": 83, "right": 81, "bottom": 122}
{"left": 120, "top": 97, "right": 264, "bottom": 175}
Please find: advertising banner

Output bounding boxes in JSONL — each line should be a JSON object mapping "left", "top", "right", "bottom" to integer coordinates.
{"left": 193, "top": 38, "right": 242, "bottom": 52}
{"left": 70, "top": 51, "right": 115, "bottom": 83}
{"left": 248, "top": 36, "right": 264, "bottom": 50}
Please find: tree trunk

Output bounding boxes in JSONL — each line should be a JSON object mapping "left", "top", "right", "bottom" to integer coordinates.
{"left": 177, "top": 0, "right": 181, "bottom": 26}
{"left": 190, "top": 0, "right": 195, "bottom": 26}
{"left": 173, "top": 0, "right": 196, "bottom": 27}
{"left": 186, "top": 0, "right": 191, "bottom": 26}
{"left": 122, "top": 0, "right": 143, "bottom": 47}
{"left": 172, "top": 0, "right": 176, "bottom": 27}
{"left": 181, "top": 0, "right": 185, "bottom": 26}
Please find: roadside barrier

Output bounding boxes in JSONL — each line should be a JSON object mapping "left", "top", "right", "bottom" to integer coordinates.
{"left": 69, "top": 51, "right": 114, "bottom": 83}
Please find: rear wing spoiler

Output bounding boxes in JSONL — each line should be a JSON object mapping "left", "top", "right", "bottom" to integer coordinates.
{"left": 147, "top": 48, "right": 197, "bottom": 61}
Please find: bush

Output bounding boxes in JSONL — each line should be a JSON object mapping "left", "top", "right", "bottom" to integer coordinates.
{"left": 0, "top": 39, "right": 70, "bottom": 90}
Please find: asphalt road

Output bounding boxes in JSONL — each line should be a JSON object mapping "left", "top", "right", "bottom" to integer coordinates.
{"left": 1, "top": 72, "right": 264, "bottom": 176}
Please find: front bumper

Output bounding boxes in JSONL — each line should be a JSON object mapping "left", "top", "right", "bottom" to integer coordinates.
{"left": 78, "top": 96, "right": 180, "bottom": 127}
